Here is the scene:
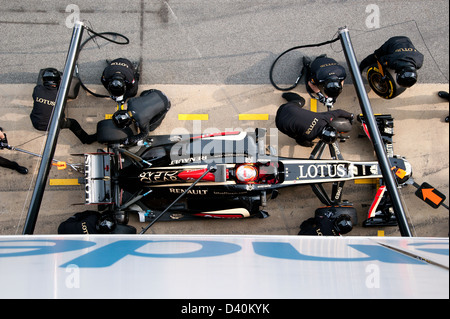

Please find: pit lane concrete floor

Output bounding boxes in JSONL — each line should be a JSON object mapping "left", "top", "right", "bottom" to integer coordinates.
{"left": 0, "top": 83, "right": 448, "bottom": 237}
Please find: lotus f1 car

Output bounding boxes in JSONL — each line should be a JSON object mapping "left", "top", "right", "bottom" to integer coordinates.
{"left": 82, "top": 110, "right": 412, "bottom": 232}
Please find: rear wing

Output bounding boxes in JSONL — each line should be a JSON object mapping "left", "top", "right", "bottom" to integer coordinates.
{"left": 84, "top": 153, "right": 113, "bottom": 205}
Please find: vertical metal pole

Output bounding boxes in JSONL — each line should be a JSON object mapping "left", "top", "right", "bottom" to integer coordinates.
{"left": 23, "top": 21, "right": 85, "bottom": 234}
{"left": 338, "top": 27, "right": 412, "bottom": 237}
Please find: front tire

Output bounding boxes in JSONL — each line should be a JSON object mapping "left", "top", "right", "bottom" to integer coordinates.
{"left": 367, "top": 66, "right": 405, "bottom": 99}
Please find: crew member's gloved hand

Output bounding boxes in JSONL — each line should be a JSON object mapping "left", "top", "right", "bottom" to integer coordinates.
{"left": 122, "top": 138, "right": 131, "bottom": 146}
{"left": 122, "top": 136, "right": 141, "bottom": 146}
{"left": 0, "top": 141, "right": 9, "bottom": 150}
{"left": 0, "top": 131, "right": 8, "bottom": 149}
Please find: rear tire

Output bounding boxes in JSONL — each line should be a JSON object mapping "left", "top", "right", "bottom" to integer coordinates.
{"left": 315, "top": 205, "right": 358, "bottom": 225}
{"left": 96, "top": 119, "right": 133, "bottom": 144}
{"left": 330, "top": 117, "right": 352, "bottom": 133}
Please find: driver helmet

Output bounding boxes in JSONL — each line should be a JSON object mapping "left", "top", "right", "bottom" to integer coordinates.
{"left": 42, "top": 68, "right": 61, "bottom": 88}
{"left": 96, "top": 213, "right": 117, "bottom": 234}
{"left": 112, "top": 109, "right": 133, "bottom": 128}
{"left": 334, "top": 214, "right": 353, "bottom": 234}
{"left": 108, "top": 73, "right": 126, "bottom": 99}
{"left": 320, "top": 126, "right": 337, "bottom": 144}
{"left": 396, "top": 67, "right": 417, "bottom": 88}
{"left": 323, "top": 76, "right": 343, "bottom": 98}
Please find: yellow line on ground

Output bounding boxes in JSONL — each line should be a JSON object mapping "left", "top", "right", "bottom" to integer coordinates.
{"left": 49, "top": 179, "right": 80, "bottom": 186}
{"left": 178, "top": 114, "right": 209, "bottom": 120}
{"left": 310, "top": 98, "right": 317, "bottom": 112}
{"left": 238, "top": 114, "right": 269, "bottom": 121}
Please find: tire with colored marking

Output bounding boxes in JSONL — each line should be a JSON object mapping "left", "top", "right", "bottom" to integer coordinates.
{"left": 367, "top": 66, "right": 405, "bottom": 99}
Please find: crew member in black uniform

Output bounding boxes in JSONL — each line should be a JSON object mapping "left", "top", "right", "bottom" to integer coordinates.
{"left": 101, "top": 58, "right": 139, "bottom": 103}
{"left": 275, "top": 93, "right": 353, "bottom": 147}
{"left": 112, "top": 89, "right": 171, "bottom": 145}
{"left": 298, "top": 211, "right": 353, "bottom": 236}
{"left": 438, "top": 91, "right": 449, "bottom": 123}
{"left": 58, "top": 210, "right": 136, "bottom": 234}
{"left": 0, "top": 127, "right": 28, "bottom": 174}
{"left": 304, "top": 54, "right": 347, "bottom": 100}
{"left": 30, "top": 68, "right": 97, "bottom": 144}
{"left": 359, "top": 36, "right": 424, "bottom": 88}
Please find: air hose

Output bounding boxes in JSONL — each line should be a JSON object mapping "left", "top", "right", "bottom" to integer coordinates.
{"left": 269, "top": 37, "right": 340, "bottom": 91}
{"left": 75, "top": 25, "right": 130, "bottom": 98}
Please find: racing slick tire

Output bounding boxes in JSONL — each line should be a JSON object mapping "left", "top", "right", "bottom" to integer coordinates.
{"left": 315, "top": 205, "right": 358, "bottom": 225}
{"left": 138, "top": 89, "right": 171, "bottom": 132}
{"left": 330, "top": 117, "right": 353, "bottom": 133}
{"left": 367, "top": 65, "right": 406, "bottom": 99}
{"left": 112, "top": 224, "right": 137, "bottom": 234}
{"left": 96, "top": 119, "right": 133, "bottom": 144}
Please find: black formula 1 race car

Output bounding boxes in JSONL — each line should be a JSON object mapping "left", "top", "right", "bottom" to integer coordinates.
{"left": 82, "top": 105, "right": 412, "bottom": 233}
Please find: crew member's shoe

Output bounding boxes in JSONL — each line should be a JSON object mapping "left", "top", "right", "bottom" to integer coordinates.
{"left": 15, "top": 164, "right": 28, "bottom": 175}
{"left": 438, "top": 91, "right": 449, "bottom": 101}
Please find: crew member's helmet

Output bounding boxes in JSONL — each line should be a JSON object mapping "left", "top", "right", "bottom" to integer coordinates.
{"left": 112, "top": 109, "right": 133, "bottom": 129}
{"left": 396, "top": 67, "right": 417, "bottom": 88}
{"left": 323, "top": 76, "right": 343, "bottom": 98}
{"left": 334, "top": 214, "right": 353, "bottom": 234}
{"left": 108, "top": 74, "right": 126, "bottom": 98}
{"left": 320, "top": 126, "right": 338, "bottom": 144}
{"left": 42, "top": 68, "right": 61, "bottom": 88}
